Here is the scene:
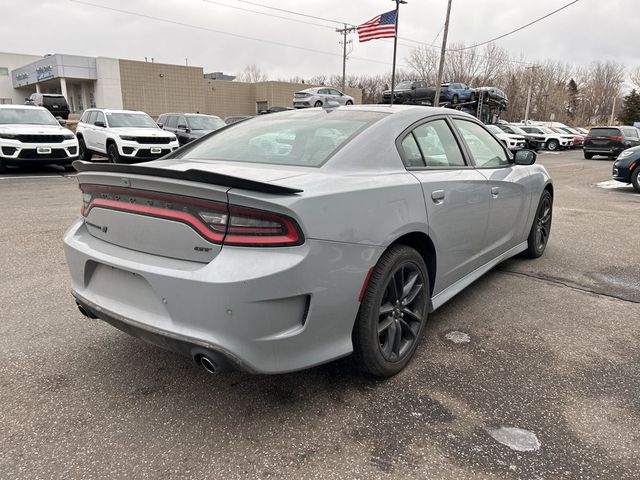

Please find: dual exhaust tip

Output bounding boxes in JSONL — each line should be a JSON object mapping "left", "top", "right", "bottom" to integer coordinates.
{"left": 77, "top": 301, "right": 220, "bottom": 375}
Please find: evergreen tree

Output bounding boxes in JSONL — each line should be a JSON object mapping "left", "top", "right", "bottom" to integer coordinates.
{"left": 618, "top": 90, "right": 640, "bottom": 125}
{"left": 566, "top": 79, "right": 579, "bottom": 122}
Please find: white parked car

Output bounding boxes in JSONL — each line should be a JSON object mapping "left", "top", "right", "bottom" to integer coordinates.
{"left": 486, "top": 124, "right": 526, "bottom": 151}
{"left": 519, "top": 125, "right": 573, "bottom": 151}
{"left": 0, "top": 105, "right": 78, "bottom": 172}
{"left": 76, "top": 109, "right": 179, "bottom": 163}
{"left": 293, "top": 87, "right": 354, "bottom": 108}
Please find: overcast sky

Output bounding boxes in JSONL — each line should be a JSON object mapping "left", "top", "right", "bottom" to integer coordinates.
{"left": 0, "top": 0, "right": 636, "bottom": 79}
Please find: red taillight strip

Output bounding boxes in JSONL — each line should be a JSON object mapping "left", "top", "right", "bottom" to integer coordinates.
{"left": 85, "top": 198, "right": 226, "bottom": 243}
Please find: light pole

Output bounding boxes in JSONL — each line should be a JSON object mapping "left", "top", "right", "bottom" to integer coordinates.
{"left": 433, "top": 0, "right": 453, "bottom": 107}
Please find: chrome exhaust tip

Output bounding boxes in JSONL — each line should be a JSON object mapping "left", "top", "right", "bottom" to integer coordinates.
{"left": 197, "top": 355, "right": 218, "bottom": 375}
{"left": 76, "top": 302, "right": 97, "bottom": 319}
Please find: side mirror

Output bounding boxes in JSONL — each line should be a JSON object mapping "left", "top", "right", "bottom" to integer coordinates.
{"left": 157, "top": 122, "right": 164, "bottom": 128}
{"left": 58, "top": 119, "right": 67, "bottom": 126}
{"left": 514, "top": 149, "right": 536, "bottom": 166}
{"left": 411, "top": 85, "right": 417, "bottom": 90}
{"left": 94, "top": 121, "right": 106, "bottom": 128}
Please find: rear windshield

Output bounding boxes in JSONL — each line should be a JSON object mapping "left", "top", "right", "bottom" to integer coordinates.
{"left": 179, "top": 110, "right": 387, "bottom": 167}
{"left": 42, "top": 96, "right": 67, "bottom": 107}
{"left": 0, "top": 108, "right": 58, "bottom": 125}
{"left": 186, "top": 115, "right": 226, "bottom": 131}
{"left": 106, "top": 112, "right": 158, "bottom": 128}
{"left": 588, "top": 128, "right": 620, "bottom": 137}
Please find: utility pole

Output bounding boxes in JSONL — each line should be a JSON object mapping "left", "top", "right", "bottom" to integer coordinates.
{"left": 524, "top": 65, "right": 538, "bottom": 123}
{"left": 433, "top": 0, "right": 453, "bottom": 107}
{"left": 336, "top": 24, "right": 355, "bottom": 91}
{"left": 389, "top": 0, "right": 407, "bottom": 106}
{"left": 609, "top": 95, "right": 617, "bottom": 125}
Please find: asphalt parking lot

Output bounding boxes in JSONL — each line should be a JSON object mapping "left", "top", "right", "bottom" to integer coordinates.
{"left": 1, "top": 150, "right": 639, "bottom": 479}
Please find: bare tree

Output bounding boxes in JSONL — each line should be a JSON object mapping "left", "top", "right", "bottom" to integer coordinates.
{"left": 236, "top": 64, "right": 268, "bottom": 83}
{"left": 630, "top": 66, "right": 640, "bottom": 89}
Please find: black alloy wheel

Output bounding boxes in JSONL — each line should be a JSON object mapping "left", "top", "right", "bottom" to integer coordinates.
{"left": 78, "top": 138, "right": 92, "bottom": 161}
{"left": 525, "top": 190, "right": 553, "bottom": 258}
{"left": 353, "top": 245, "right": 430, "bottom": 377}
{"left": 107, "top": 144, "right": 120, "bottom": 163}
{"left": 452, "top": 94, "right": 459, "bottom": 104}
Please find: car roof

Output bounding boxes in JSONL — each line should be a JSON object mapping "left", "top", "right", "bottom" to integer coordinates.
{"left": 88, "top": 108, "right": 149, "bottom": 114}
{"left": 0, "top": 104, "right": 48, "bottom": 111}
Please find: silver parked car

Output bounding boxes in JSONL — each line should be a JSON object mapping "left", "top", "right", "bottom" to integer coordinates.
{"left": 293, "top": 87, "right": 354, "bottom": 108}
{"left": 64, "top": 106, "right": 553, "bottom": 378}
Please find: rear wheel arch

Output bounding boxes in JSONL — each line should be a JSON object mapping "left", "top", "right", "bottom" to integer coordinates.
{"left": 386, "top": 232, "right": 436, "bottom": 298}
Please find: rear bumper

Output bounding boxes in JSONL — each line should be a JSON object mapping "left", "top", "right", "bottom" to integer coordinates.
{"left": 585, "top": 145, "right": 623, "bottom": 156}
{"left": 63, "top": 219, "right": 382, "bottom": 374}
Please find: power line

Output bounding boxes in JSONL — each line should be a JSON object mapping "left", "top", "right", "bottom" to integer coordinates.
{"left": 449, "top": 0, "right": 581, "bottom": 51}
{"left": 234, "top": 0, "right": 345, "bottom": 26}
{"left": 68, "top": 0, "right": 407, "bottom": 68}
{"left": 201, "top": 0, "right": 336, "bottom": 30}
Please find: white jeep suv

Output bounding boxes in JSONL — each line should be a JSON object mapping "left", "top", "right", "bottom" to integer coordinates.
{"left": 0, "top": 105, "right": 78, "bottom": 172}
{"left": 76, "top": 109, "right": 179, "bottom": 163}
{"left": 520, "top": 125, "right": 573, "bottom": 151}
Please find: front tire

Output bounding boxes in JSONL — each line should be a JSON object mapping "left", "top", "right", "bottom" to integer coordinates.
{"left": 469, "top": 93, "right": 476, "bottom": 102}
{"left": 107, "top": 143, "right": 120, "bottom": 163}
{"left": 314, "top": 100, "right": 323, "bottom": 107}
{"left": 525, "top": 190, "right": 553, "bottom": 258}
{"left": 584, "top": 152, "right": 593, "bottom": 159}
{"left": 78, "top": 137, "right": 92, "bottom": 161}
{"left": 451, "top": 94, "right": 459, "bottom": 104}
{"left": 546, "top": 139, "right": 559, "bottom": 151}
{"left": 345, "top": 100, "right": 353, "bottom": 106}
{"left": 631, "top": 166, "right": 640, "bottom": 193}
{"left": 353, "top": 245, "right": 430, "bottom": 378}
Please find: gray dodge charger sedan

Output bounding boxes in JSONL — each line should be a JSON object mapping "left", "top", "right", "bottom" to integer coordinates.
{"left": 64, "top": 105, "right": 553, "bottom": 378}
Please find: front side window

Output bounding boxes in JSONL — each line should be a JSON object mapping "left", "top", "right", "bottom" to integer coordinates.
{"left": 179, "top": 110, "right": 386, "bottom": 167}
{"left": 94, "top": 111, "right": 105, "bottom": 125}
{"left": 412, "top": 119, "right": 466, "bottom": 167}
{"left": 86, "top": 111, "right": 97, "bottom": 125}
{"left": 165, "top": 115, "right": 178, "bottom": 129}
{"left": 454, "top": 119, "right": 510, "bottom": 168}
{"left": 105, "top": 112, "right": 158, "bottom": 128}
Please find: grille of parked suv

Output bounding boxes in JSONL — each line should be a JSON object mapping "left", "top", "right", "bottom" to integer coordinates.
{"left": 135, "top": 148, "right": 172, "bottom": 158}
{"left": 18, "top": 149, "right": 69, "bottom": 159}
{"left": 135, "top": 137, "right": 171, "bottom": 144}
{"left": 16, "top": 134, "right": 65, "bottom": 143}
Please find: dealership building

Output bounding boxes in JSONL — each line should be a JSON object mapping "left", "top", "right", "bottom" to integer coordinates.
{"left": 0, "top": 51, "right": 362, "bottom": 118}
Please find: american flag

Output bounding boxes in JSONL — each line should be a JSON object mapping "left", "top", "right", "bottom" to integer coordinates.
{"left": 357, "top": 10, "right": 397, "bottom": 42}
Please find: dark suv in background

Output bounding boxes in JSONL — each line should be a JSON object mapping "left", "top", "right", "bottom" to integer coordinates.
{"left": 584, "top": 126, "right": 640, "bottom": 159}
{"left": 382, "top": 80, "right": 434, "bottom": 104}
{"left": 157, "top": 113, "right": 226, "bottom": 146}
{"left": 25, "top": 93, "right": 70, "bottom": 120}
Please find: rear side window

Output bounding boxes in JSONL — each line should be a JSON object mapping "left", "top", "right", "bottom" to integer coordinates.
{"left": 588, "top": 128, "right": 620, "bottom": 137}
{"left": 622, "top": 128, "right": 638, "bottom": 138}
{"left": 412, "top": 120, "right": 465, "bottom": 167}
{"left": 400, "top": 135, "right": 424, "bottom": 167}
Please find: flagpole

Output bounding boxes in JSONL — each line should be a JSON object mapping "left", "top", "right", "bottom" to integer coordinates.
{"left": 389, "top": 0, "right": 406, "bottom": 106}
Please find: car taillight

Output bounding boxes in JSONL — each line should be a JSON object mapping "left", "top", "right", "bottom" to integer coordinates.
{"left": 79, "top": 184, "right": 303, "bottom": 247}
{"left": 610, "top": 135, "right": 623, "bottom": 141}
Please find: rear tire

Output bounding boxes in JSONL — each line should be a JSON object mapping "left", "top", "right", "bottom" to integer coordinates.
{"left": 584, "top": 152, "right": 593, "bottom": 159}
{"left": 546, "top": 139, "right": 559, "bottom": 151}
{"left": 525, "top": 190, "right": 553, "bottom": 258}
{"left": 452, "top": 94, "right": 459, "bottom": 104}
{"left": 469, "top": 93, "right": 476, "bottom": 102}
{"left": 631, "top": 166, "right": 640, "bottom": 193}
{"left": 352, "top": 245, "right": 430, "bottom": 378}
{"left": 78, "top": 137, "right": 92, "bottom": 161}
{"left": 346, "top": 100, "right": 353, "bottom": 106}
{"left": 107, "top": 143, "right": 120, "bottom": 163}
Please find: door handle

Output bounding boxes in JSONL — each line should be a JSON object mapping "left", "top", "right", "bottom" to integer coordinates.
{"left": 431, "top": 190, "right": 445, "bottom": 204}
{"left": 491, "top": 187, "right": 500, "bottom": 198}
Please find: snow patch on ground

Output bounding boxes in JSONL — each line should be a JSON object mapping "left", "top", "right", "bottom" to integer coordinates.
{"left": 445, "top": 331, "right": 471, "bottom": 344}
{"left": 594, "top": 180, "right": 630, "bottom": 189}
{"left": 487, "top": 426, "right": 541, "bottom": 452}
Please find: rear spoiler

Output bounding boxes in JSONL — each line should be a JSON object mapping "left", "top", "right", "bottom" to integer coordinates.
{"left": 72, "top": 160, "right": 303, "bottom": 195}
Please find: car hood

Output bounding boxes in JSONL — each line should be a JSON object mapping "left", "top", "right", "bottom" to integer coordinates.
{"left": 382, "top": 88, "right": 412, "bottom": 95}
{"left": 109, "top": 127, "right": 175, "bottom": 137}
{"left": 505, "top": 134, "right": 525, "bottom": 140}
{"left": 0, "top": 124, "right": 71, "bottom": 135}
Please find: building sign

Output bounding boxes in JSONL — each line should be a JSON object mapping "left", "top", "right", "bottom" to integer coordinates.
{"left": 36, "top": 65, "right": 53, "bottom": 81}
{"left": 15, "top": 72, "right": 29, "bottom": 81}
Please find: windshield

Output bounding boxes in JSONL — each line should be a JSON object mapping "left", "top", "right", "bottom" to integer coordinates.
{"left": 509, "top": 126, "right": 526, "bottom": 135}
{"left": 179, "top": 110, "right": 386, "bottom": 167}
{"left": 395, "top": 82, "right": 414, "bottom": 89}
{"left": 106, "top": 112, "right": 158, "bottom": 128}
{"left": 186, "top": 115, "right": 226, "bottom": 131}
{"left": 0, "top": 108, "right": 58, "bottom": 126}
{"left": 486, "top": 125, "right": 502, "bottom": 134}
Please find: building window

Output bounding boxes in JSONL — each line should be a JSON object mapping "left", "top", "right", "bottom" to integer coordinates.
{"left": 0, "top": 67, "right": 8, "bottom": 76}
{"left": 0, "top": 98, "right": 12, "bottom": 104}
